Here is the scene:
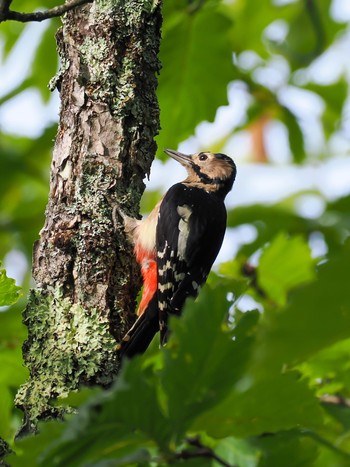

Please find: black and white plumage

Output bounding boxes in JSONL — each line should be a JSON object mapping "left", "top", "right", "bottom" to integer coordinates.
{"left": 117, "top": 149, "right": 237, "bottom": 359}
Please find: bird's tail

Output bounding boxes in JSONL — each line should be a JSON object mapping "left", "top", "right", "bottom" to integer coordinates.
{"left": 117, "top": 294, "right": 159, "bottom": 360}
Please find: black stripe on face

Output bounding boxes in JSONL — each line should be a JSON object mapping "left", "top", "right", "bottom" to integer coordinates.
{"left": 191, "top": 163, "right": 224, "bottom": 185}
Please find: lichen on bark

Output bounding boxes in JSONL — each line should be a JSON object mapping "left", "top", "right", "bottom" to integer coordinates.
{"left": 16, "top": 0, "right": 162, "bottom": 432}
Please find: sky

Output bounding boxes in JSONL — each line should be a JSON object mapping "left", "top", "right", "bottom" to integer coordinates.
{"left": 1, "top": 0, "right": 350, "bottom": 281}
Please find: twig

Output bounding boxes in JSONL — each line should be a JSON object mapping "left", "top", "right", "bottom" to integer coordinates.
{"left": 0, "top": 0, "right": 93, "bottom": 23}
{"left": 320, "top": 395, "right": 350, "bottom": 408}
{"left": 175, "top": 436, "right": 236, "bottom": 467}
{"left": 0, "top": 0, "right": 12, "bottom": 18}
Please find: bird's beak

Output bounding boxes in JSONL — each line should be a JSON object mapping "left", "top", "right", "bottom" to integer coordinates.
{"left": 164, "top": 149, "right": 192, "bottom": 167}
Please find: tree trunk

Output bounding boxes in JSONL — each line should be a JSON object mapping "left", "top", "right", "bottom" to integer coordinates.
{"left": 16, "top": 0, "right": 162, "bottom": 433}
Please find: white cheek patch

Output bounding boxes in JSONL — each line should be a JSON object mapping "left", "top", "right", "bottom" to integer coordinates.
{"left": 177, "top": 205, "right": 192, "bottom": 261}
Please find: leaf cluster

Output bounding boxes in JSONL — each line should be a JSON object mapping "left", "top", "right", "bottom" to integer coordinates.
{"left": 156, "top": 0, "right": 348, "bottom": 161}
{"left": 3, "top": 231, "right": 350, "bottom": 466}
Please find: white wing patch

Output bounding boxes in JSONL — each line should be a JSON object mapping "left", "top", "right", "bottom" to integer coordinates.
{"left": 192, "top": 281, "right": 199, "bottom": 291}
{"left": 158, "top": 282, "right": 173, "bottom": 293}
{"left": 158, "top": 259, "right": 172, "bottom": 276}
{"left": 177, "top": 205, "right": 192, "bottom": 261}
{"left": 157, "top": 242, "right": 168, "bottom": 260}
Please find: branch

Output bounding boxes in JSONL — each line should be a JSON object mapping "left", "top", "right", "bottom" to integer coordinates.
{"left": 320, "top": 395, "right": 350, "bottom": 408}
{"left": 0, "top": 0, "right": 12, "bottom": 18}
{"left": 0, "top": 0, "right": 93, "bottom": 23}
{"left": 241, "top": 262, "right": 266, "bottom": 298}
{"left": 175, "top": 436, "right": 236, "bottom": 467}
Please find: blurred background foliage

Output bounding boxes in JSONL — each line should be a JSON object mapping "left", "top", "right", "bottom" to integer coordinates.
{"left": 1, "top": 0, "right": 350, "bottom": 464}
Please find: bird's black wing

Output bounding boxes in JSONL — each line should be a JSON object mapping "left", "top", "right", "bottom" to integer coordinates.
{"left": 117, "top": 294, "right": 159, "bottom": 360}
{"left": 156, "top": 183, "right": 227, "bottom": 344}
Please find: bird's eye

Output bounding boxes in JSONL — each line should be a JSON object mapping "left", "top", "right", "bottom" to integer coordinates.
{"left": 199, "top": 154, "right": 208, "bottom": 161}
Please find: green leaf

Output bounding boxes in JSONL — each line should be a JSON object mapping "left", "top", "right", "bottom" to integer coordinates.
{"left": 161, "top": 284, "right": 251, "bottom": 439}
{"left": 83, "top": 449, "right": 151, "bottom": 467}
{"left": 280, "top": 106, "right": 306, "bottom": 164}
{"left": 322, "top": 402, "right": 350, "bottom": 432}
{"left": 0, "top": 126, "right": 54, "bottom": 259}
{"left": 305, "top": 80, "right": 348, "bottom": 140}
{"left": 0, "top": 349, "right": 28, "bottom": 387}
{"left": 226, "top": 193, "right": 350, "bottom": 258}
{"left": 0, "top": 21, "right": 25, "bottom": 58}
{"left": 255, "top": 430, "right": 319, "bottom": 467}
{"left": 252, "top": 241, "right": 350, "bottom": 374}
{"left": 41, "top": 432, "right": 150, "bottom": 467}
{"left": 8, "top": 421, "right": 66, "bottom": 467}
{"left": 285, "top": 5, "right": 324, "bottom": 66}
{"left": 215, "top": 437, "right": 260, "bottom": 467}
{"left": 55, "top": 387, "right": 103, "bottom": 408}
{"left": 224, "top": 0, "right": 300, "bottom": 58}
{"left": 108, "top": 358, "right": 171, "bottom": 448}
{"left": 0, "top": 267, "right": 21, "bottom": 306}
{"left": 298, "top": 338, "right": 350, "bottom": 396}
{"left": 0, "top": 77, "right": 34, "bottom": 106}
{"left": 0, "top": 307, "right": 27, "bottom": 343}
{"left": 171, "top": 458, "right": 212, "bottom": 467}
{"left": 283, "top": 0, "right": 346, "bottom": 68}
{"left": 157, "top": 5, "right": 233, "bottom": 155}
{"left": 0, "top": 384, "right": 12, "bottom": 440}
{"left": 258, "top": 232, "right": 315, "bottom": 306}
{"left": 140, "top": 189, "right": 162, "bottom": 214}
{"left": 194, "top": 372, "right": 323, "bottom": 438}
{"left": 39, "top": 357, "right": 170, "bottom": 465}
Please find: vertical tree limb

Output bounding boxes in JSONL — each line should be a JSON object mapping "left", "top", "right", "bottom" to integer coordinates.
{"left": 16, "top": 0, "right": 162, "bottom": 433}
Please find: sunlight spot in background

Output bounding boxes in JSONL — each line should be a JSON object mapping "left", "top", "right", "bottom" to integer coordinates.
{"left": 253, "top": 56, "right": 290, "bottom": 90}
{"left": 179, "top": 81, "right": 252, "bottom": 153}
{"left": 0, "top": 22, "right": 47, "bottom": 95}
{"left": 0, "top": 250, "right": 27, "bottom": 311}
{"left": 146, "top": 156, "right": 350, "bottom": 220}
{"left": 308, "top": 232, "right": 328, "bottom": 258}
{"left": 273, "top": 0, "right": 298, "bottom": 6}
{"left": 294, "top": 195, "right": 326, "bottom": 219}
{"left": 279, "top": 86, "right": 325, "bottom": 118}
{"left": 216, "top": 224, "right": 258, "bottom": 264}
{"left": 1, "top": 88, "right": 59, "bottom": 137}
{"left": 263, "top": 19, "right": 289, "bottom": 44}
{"left": 318, "top": 157, "right": 350, "bottom": 199}
{"left": 332, "top": 0, "right": 350, "bottom": 21}
{"left": 237, "top": 51, "right": 263, "bottom": 71}
{"left": 0, "top": 21, "right": 60, "bottom": 137}
{"left": 236, "top": 294, "right": 263, "bottom": 313}
{"left": 265, "top": 120, "right": 291, "bottom": 164}
{"left": 248, "top": 248, "right": 263, "bottom": 268}
{"left": 4, "top": 250, "right": 28, "bottom": 286}
{"left": 216, "top": 228, "right": 237, "bottom": 264}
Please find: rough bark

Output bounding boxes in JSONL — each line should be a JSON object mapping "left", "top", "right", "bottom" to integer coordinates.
{"left": 16, "top": 0, "right": 162, "bottom": 432}
{"left": 0, "top": 437, "right": 11, "bottom": 465}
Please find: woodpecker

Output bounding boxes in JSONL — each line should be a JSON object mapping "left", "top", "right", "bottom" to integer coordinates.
{"left": 117, "top": 149, "right": 237, "bottom": 359}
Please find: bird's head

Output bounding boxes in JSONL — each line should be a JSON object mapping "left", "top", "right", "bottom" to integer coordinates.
{"left": 164, "top": 149, "right": 237, "bottom": 198}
